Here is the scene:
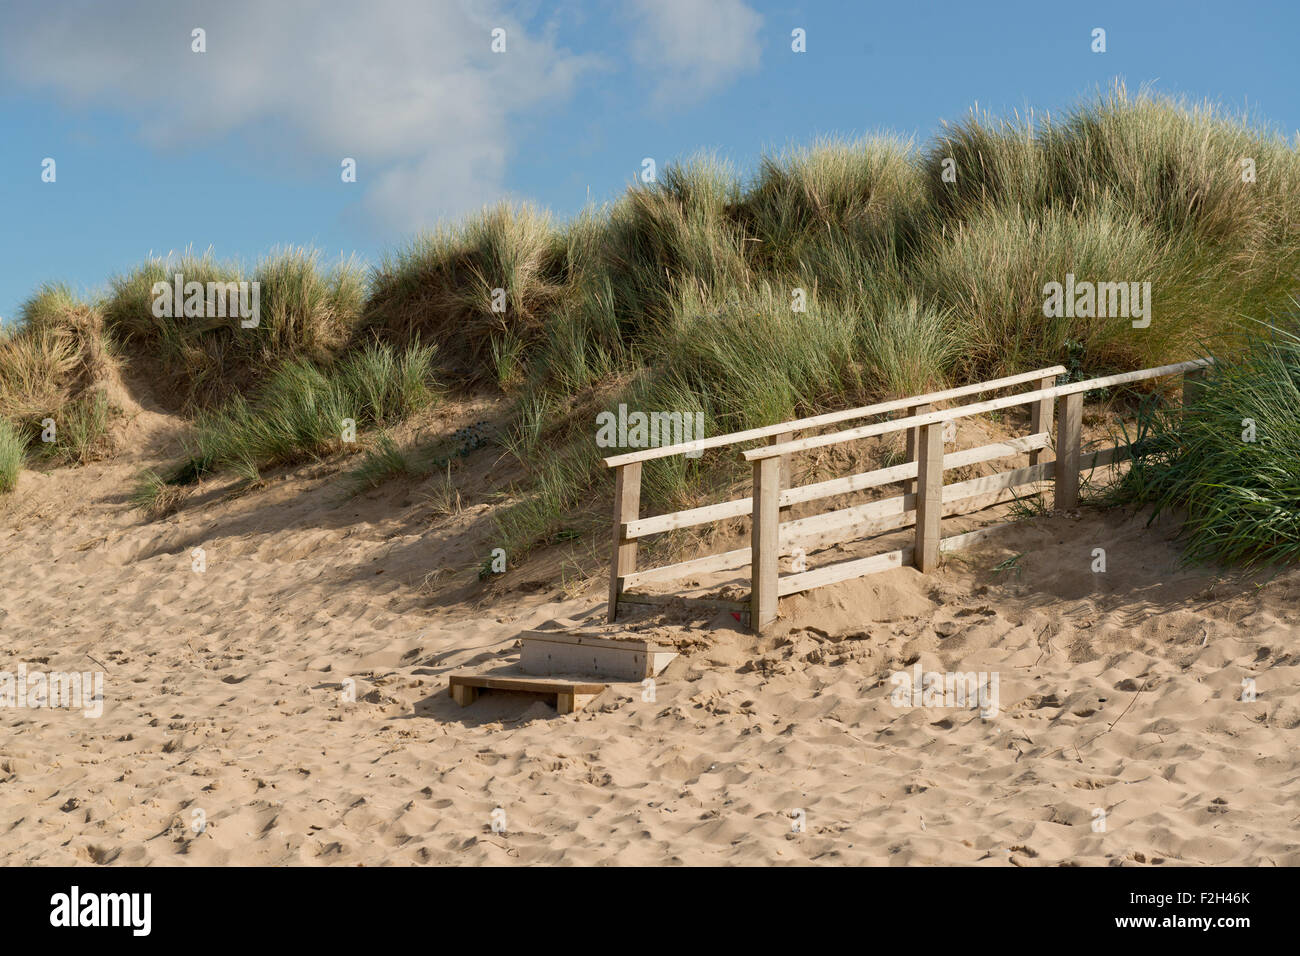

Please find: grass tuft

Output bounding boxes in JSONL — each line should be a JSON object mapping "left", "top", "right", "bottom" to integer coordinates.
{"left": 163, "top": 341, "right": 438, "bottom": 486}
{"left": 0, "top": 418, "right": 23, "bottom": 494}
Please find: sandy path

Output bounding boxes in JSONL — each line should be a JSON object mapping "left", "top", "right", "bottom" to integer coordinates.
{"left": 2, "top": 447, "right": 1298, "bottom": 866}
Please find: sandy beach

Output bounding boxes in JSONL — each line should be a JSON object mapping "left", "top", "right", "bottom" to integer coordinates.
{"left": 3, "top": 386, "right": 1296, "bottom": 867}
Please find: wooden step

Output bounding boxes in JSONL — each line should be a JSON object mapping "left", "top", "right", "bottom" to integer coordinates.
{"left": 448, "top": 674, "right": 606, "bottom": 715}
{"left": 520, "top": 631, "right": 677, "bottom": 681}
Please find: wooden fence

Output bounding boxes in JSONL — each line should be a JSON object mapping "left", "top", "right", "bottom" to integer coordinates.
{"left": 603, "top": 359, "right": 1211, "bottom": 633}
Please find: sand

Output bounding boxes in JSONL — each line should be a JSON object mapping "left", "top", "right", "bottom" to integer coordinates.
{"left": 2, "top": 396, "right": 1298, "bottom": 866}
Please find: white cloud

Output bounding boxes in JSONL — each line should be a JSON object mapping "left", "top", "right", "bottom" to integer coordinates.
{"left": 0, "top": 0, "right": 601, "bottom": 233}
{"left": 629, "top": 0, "right": 762, "bottom": 105}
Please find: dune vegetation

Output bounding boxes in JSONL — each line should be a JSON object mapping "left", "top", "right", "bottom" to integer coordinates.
{"left": 0, "top": 282, "right": 120, "bottom": 474}
{"left": 0, "top": 417, "right": 21, "bottom": 494}
{"left": 2, "top": 84, "right": 1298, "bottom": 569}
{"left": 1113, "top": 323, "right": 1300, "bottom": 566}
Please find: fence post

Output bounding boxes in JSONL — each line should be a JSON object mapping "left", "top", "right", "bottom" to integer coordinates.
{"left": 751, "top": 457, "right": 780, "bottom": 633}
{"left": 904, "top": 402, "right": 931, "bottom": 494}
{"left": 1182, "top": 366, "right": 1207, "bottom": 406}
{"left": 914, "top": 421, "right": 944, "bottom": 572}
{"left": 1055, "top": 392, "right": 1082, "bottom": 510}
{"left": 770, "top": 431, "right": 794, "bottom": 520}
{"left": 1029, "top": 374, "right": 1056, "bottom": 467}
{"left": 607, "top": 461, "right": 642, "bottom": 623}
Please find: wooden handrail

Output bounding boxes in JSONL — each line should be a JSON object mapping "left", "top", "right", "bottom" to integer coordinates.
{"left": 600, "top": 365, "right": 1066, "bottom": 468}
{"left": 609, "top": 356, "right": 1214, "bottom": 632}
{"left": 746, "top": 359, "right": 1212, "bottom": 461}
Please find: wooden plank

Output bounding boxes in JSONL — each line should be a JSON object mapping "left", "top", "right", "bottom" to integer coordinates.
{"left": 772, "top": 431, "right": 794, "bottom": 520}
{"left": 621, "top": 546, "right": 752, "bottom": 588}
{"left": 778, "top": 491, "right": 907, "bottom": 546}
{"left": 520, "top": 632, "right": 676, "bottom": 680}
{"left": 624, "top": 497, "right": 749, "bottom": 538}
{"left": 607, "top": 461, "right": 641, "bottom": 623}
{"left": 780, "top": 433, "right": 1049, "bottom": 508}
{"left": 939, "top": 521, "right": 1017, "bottom": 553}
{"left": 783, "top": 463, "right": 914, "bottom": 506}
{"left": 1029, "top": 374, "right": 1057, "bottom": 467}
{"left": 914, "top": 422, "right": 944, "bottom": 572}
{"left": 1082, "top": 443, "right": 1130, "bottom": 471}
{"left": 558, "top": 692, "right": 599, "bottom": 715}
{"left": 751, "top": 457, "right": 780, "bottom": 633}
{"left": 778, "top": 547, "right": 911, "bottom": 597}
{"left": 521, "top": 630, "right": 665, "bottom": 652}
{"left": 777, "top": 461, "right": 1050, "bottom": 549}
{"left": 1055, "top": 392, "right": 1083, "bottom": 509}
{"left": 783, "top": 462, "right": 915, "bottom": 506}
{"left": 782, "top": 502, "right": 910, "bottom": 553}
{"left": 792, "top": 484, "right": 1047, "bottom": 555}
{"left": 602, "top": 366, "right": 1067, "bottom": 467}
{"left": 946, "top": 433, "right": 1050, "bottom": 469}
{"left": 747, "top": 358, "right": 1213, "bottom": 462}
{"left": 449, "top": 674, "right": 606, "bottom": 714}
{"left": 943, "top": 460, "right": 1054, "bottom": 500}
{"left": 775, "top": 520, "right": 1021, "bottom": 598}
{"left": 1054, "top": 358, "right": 1212, "bottom": 396}
{"left": 748, "top": 387, "right": 1058, "bottom": 460}
{"left": 450, "top": 674, "right": 608, "bottom": 694}
{"left": 618, "top": 592, "right": 750, "bottom": 614}
{"left": 904, "top": 402, "right": 931, "bottom": 495}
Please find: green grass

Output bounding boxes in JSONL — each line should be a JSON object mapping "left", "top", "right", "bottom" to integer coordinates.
{"left": 343, "top": 431, "right": 418, "bottom": 494}
{"left": 164, "top": 340, "right": 438, "bottom": 486}
{"left": 40, "top": 390, "right": 113, "bottom": 465}
{"left": 362, "top": 203, "right": 565, "bottom": 377}
{"left": 1112, "top": 320, "right": 1300, "bottom": 566}
{"left": 131, "top": 468, "right": 188, "bottom": 518}
{"left": 0, "top": 418, "right": 23, "bottom": 494}
{"left": 104, "top": 247, "right": 365, "bottom": 410}
{"left": 0, "top": 284, "right": 119, "bottom": 466}
{"left": 990, "top": 552, "right": 1026, "bottom": 577}
{"left": 1, "top": 284, "right": 114, "bottom": 421}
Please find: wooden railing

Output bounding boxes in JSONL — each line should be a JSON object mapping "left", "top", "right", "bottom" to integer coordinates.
{"left": 603, "top": 358, "right": 1210, "bottom": 632}
{"left": 602, "top": 366, "right": 1065, "bottom": 622}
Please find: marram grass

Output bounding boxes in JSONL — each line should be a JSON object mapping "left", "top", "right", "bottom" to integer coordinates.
{"left": 0, "top": 417, "right": 23, "bottom": 494}
{"left": 1114, "top": 321, "right": 1300, "bottom": 566}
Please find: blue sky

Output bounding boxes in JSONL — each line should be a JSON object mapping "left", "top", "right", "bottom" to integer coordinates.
{"left": 2, "top": 0, "right": 1298, "bottom": 325}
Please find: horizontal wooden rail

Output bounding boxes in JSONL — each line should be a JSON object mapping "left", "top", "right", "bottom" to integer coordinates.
{"left": 620, "top": 432, "right": 1051, "bottom": 540}
{"left": 777, "top": 523, "right": 1017, "bottom": 597}
{"left": 781, "top": 433, "right": 1049, "bottom": 507}
{"left": 778, "top": 460, "right": 1054, "bottom": 544}
{"left": 746, "top": 359, "right": 1211, "bottom": 462}
{"left": 601, "top": 365, "right": 1065, "bottom": 468}
{"left": 620, "top": 466, "right": 1059, "bottom": 589}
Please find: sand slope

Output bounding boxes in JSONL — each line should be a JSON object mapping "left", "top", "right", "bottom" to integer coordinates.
{"left": 2, "top": 418, "right": 1298, "bottom": 866}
